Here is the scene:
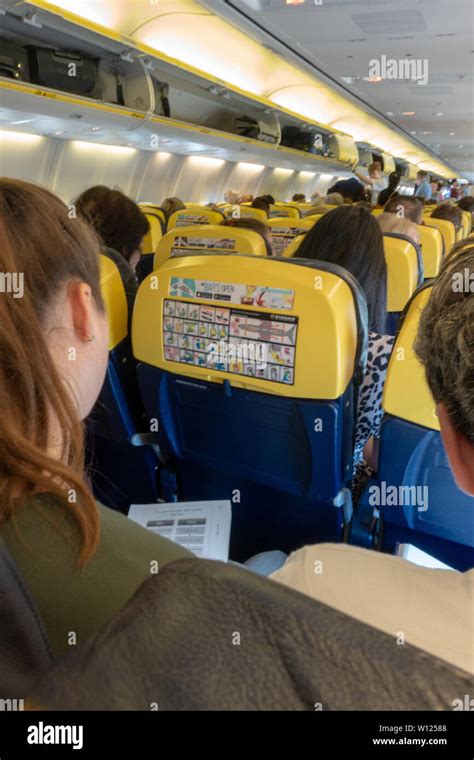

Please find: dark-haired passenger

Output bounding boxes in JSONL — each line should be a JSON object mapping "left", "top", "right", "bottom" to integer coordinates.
{"left": 292, "top": 193, "right": 306, "bottom": 202}
{"left": 220, "top": 217, "right": 273, "bottom": 256}
{"left": 251, "top": 196, "right": 270, "bottom": 215}
{"left": 296, "top": 206, "right": 394, "bottom": 476}
{"left": 74, "top": 186, "right": 149, "bottom": 307}
{"left": 378, "top": 172, "right": 401, "bottom": 207}
{"left": 431, "top": 202, "right": 463, "bottom": 234}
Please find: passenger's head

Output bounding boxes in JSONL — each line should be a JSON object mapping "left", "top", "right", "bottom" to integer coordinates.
{"left": 416, "top": 170, "right": 429, "bottom": 184}
{"left": 458, "top": 197, "right": 474, "bottom": 214}
{"left": 0, "top": 179, "right": 109, "bottom": 562}
{"left": 292, "top": 193, "right": 306, "bottom": 202}
{"left": 431, "top": 202, "right": 463, "bottom": 232}
{"left": 161, "top": 196, "right": 186, "bottom": 222}
{"left": 206, "top": 202, "right": 221, "bottom": 212}
{"left": 224, "top": 190, "right": 239, "bottom": 204}
{"left": 384, "top": 195, "right": 424, "bottom": 225}
{"left": 324, "top": 192, "right": 344, "bottom": 206}
{"left": 75, "top": 186, "right": 149, "bottom": 272}
{"left": 415, "top": 245, "right": 474, "bottom": 495}
{"left": 261, "top": 194, "right": 275, "bottom": 205}
{"left": 309, "top": 191, "right": 321, "bottom": 203}
{"left": 296, "top": 206, "right": 387, "bottom": 333}
{"left": 236, "top": 194, "right": 253, "bottom": 204}
{"left": 219, "top": 217, "right": 273, "bottom": 256}
{"left": 377, "top": 213, "right": 421, "bottom": 246}
{"left": 369, "top": 162, "right": 382, "bottom": 179}
{"left": 251, "top": 196, "right": 270, "bottom": 215}
{"left": 387, "top": 171, "right": 401, "bottom": 189}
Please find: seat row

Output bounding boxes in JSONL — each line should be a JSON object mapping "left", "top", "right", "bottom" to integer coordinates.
{"left": 86, "top": 250, "right": 473, "bottom": 568}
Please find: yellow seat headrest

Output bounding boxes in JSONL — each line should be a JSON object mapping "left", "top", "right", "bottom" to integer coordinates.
{"left": 99, "top": 254, "right": 128, "bottom": 350}
{"left": 417, "top": 225, "right": 443, "bottom": 278}
{"left": 384, "top": 235, "right": 420, "bottom": 312}
{"left": 168, "top": 208, "right": 224, "bottom": 231}
{"left": 133, "top": 254, "right": 363, "bottom": 400}
{"left": 267, "top": 218, "right": 316, "bottom": 256}
{"left": 383, "top": 285, "right": 439, "bottom": 431}
{"left": 153, "top": 225, "right": 268, "bottom": 270}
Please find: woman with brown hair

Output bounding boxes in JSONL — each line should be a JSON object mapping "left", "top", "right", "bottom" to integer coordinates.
{"left": 0, "top": 179, "right": 190, "bottom": 658}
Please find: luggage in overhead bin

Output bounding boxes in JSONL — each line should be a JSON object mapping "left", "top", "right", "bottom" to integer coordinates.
{"left": 280, "top": 125, "right": 325, "bottom": 154}
{"left": 0, "top": 40, "right": 29, "bottom": 82}
{"left": 211, "top": 110, "right": 281, "bottom": 144}
{"left": 26, "top": 46, "right": 97, "bottom": 95}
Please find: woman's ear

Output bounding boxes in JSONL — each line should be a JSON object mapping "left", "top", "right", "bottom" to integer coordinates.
{"left": 437, "top": 403, "right": 474, "bottom": 495}
{"left": 69, "top": 282, "right": 96, "bottom": 343}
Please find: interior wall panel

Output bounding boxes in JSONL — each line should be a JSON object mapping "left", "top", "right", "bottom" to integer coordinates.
{"left": 0, "top": 132, "right": 56, "bottom": 188}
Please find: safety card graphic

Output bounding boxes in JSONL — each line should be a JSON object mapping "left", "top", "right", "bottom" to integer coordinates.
{"left": 163, "top": 298, "right": 298, "bottom": 385}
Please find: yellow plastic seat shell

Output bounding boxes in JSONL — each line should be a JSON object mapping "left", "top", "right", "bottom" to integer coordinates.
{"left": 153, "top": 225, "right": 268, "bottom": 270}
{"left": 383, "top": 286, "right": 439, "bottom": 431}
{"left": 142, "top": 213, "right": 163, "bottom": 256}
{"left": 133, "top": 254, "right": 360, "bottom": 401}
{"left": 167, "top": 208, "right": 224, "bottom": 231}
{"left": 423, "top": 216, "right": 456, "bottom": 254}
{"left": 267, "top": 218, "right": 316, "bottom": 257}
{"left": 383, "top": 236, "right": 420, "bottom": 313}
{"left": 417, "top": 225, "right": 443, "bottom": 278}
{"left": 99, "top": 255, "right": 128, "bottom": 351}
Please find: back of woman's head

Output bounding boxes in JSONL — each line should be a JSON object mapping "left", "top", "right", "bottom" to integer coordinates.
{"left": 324, "top": 192, "right": 344, "bottom": 206}
{"left": 431, "top": 202, "right": 463, "bottom": 231}
{"left": 297, "top": 205, "right": 387, "bottom": 333}
{"left": 0, "top": 178, "right": 104, "bottom": 564}
{"left": 75, "top": 186, "right": 149, "bottom": 264}
{"left": 377, "top": 212, "right": 420, "bottom": 245}
{"left": 160, "top": 196, "right": 186, "bottom": 221}
{"left": 251, "top": 196, "right": 270, "bottom": 214}
{"left": 220, "top": 217, "right": 273, "bottom": 256}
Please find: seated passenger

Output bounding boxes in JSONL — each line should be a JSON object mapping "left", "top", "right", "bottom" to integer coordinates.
{"left": 378, "top": 171, "right": 401, "bottom": 207}
{"left": 384, "top": 195, "right": 424, "bottom": 225}
{"left": 431, "top": 202, "right": 463, "bottom": 234}
{"left": 323, "top": 192, "right": 344, "bottom": 206}
{"left": 261, "top": 194, "right": 275, "bottom": 205}
{"left": 224, "top": 190, "right": 239, "bottom": 204}
{"left": 161, "top": 196, "right": 185, "bottom": 222}
{"left": 309, "top": 191, "right": 321, "bottom": 203}
{"left": 351, "top": 161, "right": 388, "bottom": 204}
{"left": 377, "top": 212, "right": 421, "bottom": 246}
{"left": 458, "top": 196, "right": 474, "bottom": 219}
{"left": 75, "top": 186, "right": 149, "bottom": 308}
{"left": 296, "top": 206, "right": 394, "bottom": 473}
{"left": 292, "top": 193, "right": 306, "bottom": 202}
{"left": 251, "top": 196, "right": 270, "bottom": 215}
{"left": 271, "top": 246, "right": 474, "bottom": 674}
{"left": 0, "top": 179, "right": 191, "bottom": 659}
{"left": 219, "top": 217, "right": 273, "bottom": 256}
{"left": 236, "top": 194, "right": 253, "bottom": 204}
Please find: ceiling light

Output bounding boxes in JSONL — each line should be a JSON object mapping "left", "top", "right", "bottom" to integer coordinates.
{"left": 188, "top": 155, "right": 225, "bottom": 167}
{"left": 402, "top": 112, "right": 416, "bottom": 116}
{"left": 237, "top": 162, "right": 265, "bottom": 171}
{"left": 72, "top": 141, "right": 136, "bottom": 155}
{"left": 0, "top": 130, "right": 43, "bottom": 143}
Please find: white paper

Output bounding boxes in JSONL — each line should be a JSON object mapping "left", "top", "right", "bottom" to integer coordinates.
{"left": 128, "top": 500, "right": 232, "bottom": 561}
{"left": 397, "top": 543, "right": 455, "bottom": 571}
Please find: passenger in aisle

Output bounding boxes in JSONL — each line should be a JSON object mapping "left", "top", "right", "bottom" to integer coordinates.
{"left": 377, "top": 171, "right": 401, "bottom": 207}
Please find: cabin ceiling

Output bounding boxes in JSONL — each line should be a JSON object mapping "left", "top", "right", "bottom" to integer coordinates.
{"left": 218, "top": 0, "right": 474, "bottom": 180}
